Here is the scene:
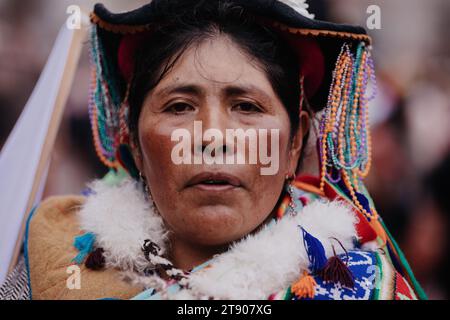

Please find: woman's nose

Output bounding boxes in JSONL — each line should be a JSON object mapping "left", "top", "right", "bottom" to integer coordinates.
{"left": 194, "top": 105, "right": 233, "bottom": 158}
{"left": 197, "top": 103, "right": 228, "bottom": 133}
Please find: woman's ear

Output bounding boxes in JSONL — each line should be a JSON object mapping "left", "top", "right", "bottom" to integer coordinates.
{"left": 287, "top": 110, "right": 310, "bottom": 175}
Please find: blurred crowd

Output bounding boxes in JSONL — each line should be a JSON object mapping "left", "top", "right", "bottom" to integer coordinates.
{"left": 0, "top": 0, "right": 449, "bottom": 299}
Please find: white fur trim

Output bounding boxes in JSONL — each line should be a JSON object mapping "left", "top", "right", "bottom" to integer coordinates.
{"left": 297, "top": 200, "right": 358, "bottom": 257}
{"left": 78, "top": 178, "right": 360, "bottom": 299}
{"left": 77, "top": 179, "right": 168, "bottom": 272}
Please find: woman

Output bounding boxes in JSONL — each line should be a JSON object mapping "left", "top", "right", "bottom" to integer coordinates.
{"left": 1, "top": 0, "right": 426, "bottom": 300}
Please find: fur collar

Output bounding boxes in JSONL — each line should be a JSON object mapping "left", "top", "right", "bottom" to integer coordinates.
{"left": 77, "top": 178, "right": 359, "bottom": 299}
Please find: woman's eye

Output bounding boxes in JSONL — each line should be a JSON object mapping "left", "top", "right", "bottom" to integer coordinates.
{"left": 232, "top": 102, "right": 263, "bottom": 114}
{"left": 165, "top": 103, "right": 195, "bottom": 114}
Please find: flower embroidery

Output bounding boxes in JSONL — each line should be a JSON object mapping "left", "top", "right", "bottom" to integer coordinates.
{"left": 278, "top": 0, "right": 315, "bottom": 19}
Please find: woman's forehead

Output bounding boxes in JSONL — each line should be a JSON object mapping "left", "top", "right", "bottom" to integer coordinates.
{"left": 152, "top": 35, "right": 275, "bottom": 97}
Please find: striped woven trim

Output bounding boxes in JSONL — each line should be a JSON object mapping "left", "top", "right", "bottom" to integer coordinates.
{"left": 394, "top": 271, "right": 418, "bottom": 300}
{"left": 380, "top": 219, "right": 428, "bottom": 300}
{"left": 373, "top": 251, "right": 395, "bottom": 300}
{"left": 0, "top": 257, "right": 30, "bottom": 300}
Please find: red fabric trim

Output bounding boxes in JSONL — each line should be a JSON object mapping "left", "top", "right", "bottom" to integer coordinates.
{"left": 118, "top": 31, "right": 154, "bottom": 82}
{"left": 283, "top": 36, "right": 325, "bottom": 99}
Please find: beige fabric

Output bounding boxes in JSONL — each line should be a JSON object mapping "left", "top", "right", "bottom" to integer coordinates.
{"left": 27, "top": 195, "right": 142, "bottom": 300}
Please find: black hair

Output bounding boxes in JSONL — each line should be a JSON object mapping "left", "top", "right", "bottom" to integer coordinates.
{"left": 128, "top": 0, "right": 303, "bottom": 143}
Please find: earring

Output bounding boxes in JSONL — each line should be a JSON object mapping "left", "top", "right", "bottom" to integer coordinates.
{"left": 299, "top": 75, "right": 305, "bottom": 113}
{"left": 286, "top": 173, "right": 297, "bottom": 215}
{"left": 286, "top": 173, "right": 296, "bottom": 182}
{"left": 139, "top": 171, "right": 150, "bottom": 197}
{"left": 139, "top": 172, "right": 159, "bottom": 215}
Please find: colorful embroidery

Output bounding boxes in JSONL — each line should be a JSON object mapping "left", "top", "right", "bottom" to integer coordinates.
{"left": 294, "top": 251, "right": 376, "bottom": 300}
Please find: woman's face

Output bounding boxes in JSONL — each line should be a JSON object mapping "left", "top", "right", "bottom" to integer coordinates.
{"left": 133, "top": 35, "right": 304, "bottom": 246}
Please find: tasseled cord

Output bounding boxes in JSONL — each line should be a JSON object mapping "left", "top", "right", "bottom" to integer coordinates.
{"left": 301, "top": 227, "right": 327, "bottom": 272}
{"left": 291, "top": 227, "right": 328, "bottom": 299}
{"left": 72, "top": 232, "right": 96, "bottom": 265}
{"left": 318, "top": 238, "right": 354, "bottom": 288}
{"left": 292, "top": 229, "right": 354, "bottom": 299}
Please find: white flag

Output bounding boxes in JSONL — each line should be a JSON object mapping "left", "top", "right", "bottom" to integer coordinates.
{"left": 0, "top": 23, "right": 87, "bottom": 284}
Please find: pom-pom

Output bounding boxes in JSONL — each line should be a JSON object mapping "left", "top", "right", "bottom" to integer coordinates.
{"left": 319, "top": 237, "right": 354, "bottom": 288}
{"left": 319, "top": 256, "right": 354, "bottom": 288}
{"left": 85, "top": 248, "right": 106, "bottom": 271}
{"left": 291, "top": 271, "right": 317, "bottom": 299}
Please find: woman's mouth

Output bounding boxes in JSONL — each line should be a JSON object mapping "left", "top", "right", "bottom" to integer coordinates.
{"left": 185, "top": 172, "right": 242, "bottom": 191}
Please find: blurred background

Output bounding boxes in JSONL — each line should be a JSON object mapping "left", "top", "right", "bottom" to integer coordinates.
{"left": 0, "top": 0, "right": 449, "bottom": 299}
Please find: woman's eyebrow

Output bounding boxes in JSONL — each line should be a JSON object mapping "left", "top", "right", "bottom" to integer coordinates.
{"left": 155, "top": 84, "right": 204, "bottom": 98}
{"left": 155, "top": 83, "right": 273, "bottom": 102}
{"left": 224, "top": 85, "right": 272, "bottom": 102}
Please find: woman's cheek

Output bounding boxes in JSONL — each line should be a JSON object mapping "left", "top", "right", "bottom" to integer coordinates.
{"left": 139, "top": 119, "right": 184, "bottom": 193}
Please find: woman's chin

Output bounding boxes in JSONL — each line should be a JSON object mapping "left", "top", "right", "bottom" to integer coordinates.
{"left": 170, "top": 205, "right": 249, "bottom": 245}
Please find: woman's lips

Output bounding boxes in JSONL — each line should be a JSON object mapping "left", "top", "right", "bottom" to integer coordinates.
{"left": 185, "top": 172, "right": 242, "bottom": 191}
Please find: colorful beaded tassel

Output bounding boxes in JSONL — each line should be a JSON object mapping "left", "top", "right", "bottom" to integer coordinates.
{"left": 319, "top": 42, "right": 377, "bottom": 220}
{"left": 88, "top": 25, "right": 130, "bottom": 169}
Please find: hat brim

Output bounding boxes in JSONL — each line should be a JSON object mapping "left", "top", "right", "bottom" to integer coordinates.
{"left": 91, "top": 0, "right": 369, "bottom": 41}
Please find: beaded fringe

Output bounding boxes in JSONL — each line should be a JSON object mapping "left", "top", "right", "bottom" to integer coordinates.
{"left": 88, "top": 25, "right": 130, "bottom": 169}
{"left": 318, "top": 42, "right": 377, "bottom": 220}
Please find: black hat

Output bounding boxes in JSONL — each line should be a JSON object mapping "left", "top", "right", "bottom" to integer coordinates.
{"left": 90, "top": 0, "right": 370, "bottom": 102}
{"left": 91, "top": 0, "right": 369, "bottom": 40}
